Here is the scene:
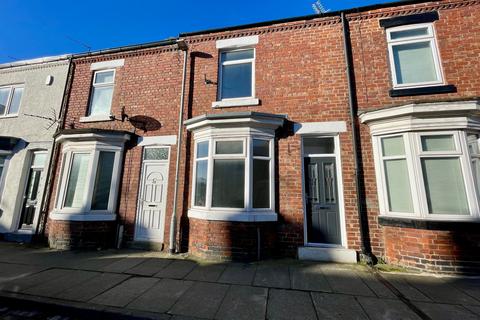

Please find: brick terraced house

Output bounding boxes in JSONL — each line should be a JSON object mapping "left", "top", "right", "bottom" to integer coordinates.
{"left": 35, "top": 0, "right": 480, "bottom": 274}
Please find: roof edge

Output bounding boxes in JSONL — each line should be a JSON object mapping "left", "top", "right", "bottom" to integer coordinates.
{"left": 0, "top": 54, "right": 71, "bottom": 70}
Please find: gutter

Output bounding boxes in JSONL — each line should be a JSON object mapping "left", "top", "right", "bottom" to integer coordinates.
{"left": 72, "top": 39, "right": 177, "bottom": 59}
{"left": 169, "top": 39, "right": 189, "bottom": 254}
{"left": 36, "top": 57, "right": 75, "bottom": 238}
{"left": 341, "top": 12, "right": 375, "bottom": 264}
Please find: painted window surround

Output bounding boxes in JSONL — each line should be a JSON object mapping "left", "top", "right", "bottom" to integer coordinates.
{"left": 212, "top": 36, "right": 260, "bottom": 109}
{"left": 186, "top": 112, "right": 285, "bottom": 222}
{"left": 360, "top": 100, "right": 480, "bottom": 222}
{"left": 50, "top": 131, "right": 130, "bottom": 221}
{"left": 80, "top": 59, "right": 125, "bottom": 123}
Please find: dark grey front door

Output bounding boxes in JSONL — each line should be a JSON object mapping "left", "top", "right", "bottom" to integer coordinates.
{"left": 304, "top": 157, "right": 341, "bottom": 245}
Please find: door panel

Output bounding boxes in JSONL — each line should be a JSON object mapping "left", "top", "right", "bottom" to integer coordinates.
{"left": 135, "top": 158, "right": 169, "bottom": 242}
{"left": 19, "top": 168, "right": 43, "bottom": 229}
{"left": 304, "top": 157, "right": 341, "bottom": 245}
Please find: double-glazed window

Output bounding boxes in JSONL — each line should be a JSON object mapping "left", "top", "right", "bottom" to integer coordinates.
{"left": 377, "top": 131, "right": 480, "bottom": 219}
{"left": 0, "top": 85, "right": 24, "bottom": 117}
{"left": 56, "top": 145, "right": 120, "bottom": 214}
{"left": 386, "top": 24, "right": 443, "bottom": 88}
{"left": 219, "top": 49, "right": 255, "bottom": 100}
{"left": 193, "top": 136, "right": 273, "bottom": 211}
{"left": 88, "top": 70, "right": 115, "bottom": 116}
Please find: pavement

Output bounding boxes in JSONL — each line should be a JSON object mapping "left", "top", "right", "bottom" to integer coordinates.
{"left": 0, "top": 243, "right": 478, "bottom": 320}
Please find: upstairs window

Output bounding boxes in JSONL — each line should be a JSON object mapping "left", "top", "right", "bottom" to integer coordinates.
{"left": 219, "top": 49, "right": 255, "bottom": 100}
{"left": 88, "top": 70, "right": 115, "bottom": 116}
{"left": 387, "top": 24, "right": 443, "bottom": 88}
{"left": 0, "top": 85, "right": 24, "bottom": 117}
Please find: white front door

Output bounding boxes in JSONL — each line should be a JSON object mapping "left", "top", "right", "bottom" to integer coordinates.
{"left": 134, "top": 147, "right": 170, "bottom": 242}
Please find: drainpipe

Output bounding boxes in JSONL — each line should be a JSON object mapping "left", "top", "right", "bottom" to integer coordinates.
{"left": 341, "top": 12, "right": 374, "bottom": 264}
{"left": 37, "top": 56, "right": 74, "bottom": 238}
{"left": 169, "top": 39, "right": 188, "bottom": 254}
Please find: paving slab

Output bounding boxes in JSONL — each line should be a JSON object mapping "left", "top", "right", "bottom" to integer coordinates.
{"left": 23, "top": 270, "right": 99, "bottom": 298}
{"left": 169, "top": 282, "right": 229, "bottom": 319}
{"left": 404, "top": 275, "right": 480, "bottom": 305}
{"left": 414, "top": 302, "right": 479, "bottom": 320}
{"left": 381, "top": 273, "right": 432, "bottom": 302}
{"left": 101, "top": 257, "right": 147, "bottom": 273}
{"left": 125, "top": 258, "right": 174, "bottom": 276}
{"left": 215, "top": 285, "right": 267, "bottom": 320}
{"left": 266, "top": 289, "right": 317, "bottom": 320}
{"left": 321, "top": 266, "right": 375, "bottom": 296}
{"left": 184, "top": 263, "right": 226, "bottom": 282}
{"left": 90, "top": 276, "right": 159, "bottom": 307}
{"left": 356, "top": 271, "right": 397, "bottom": 299}
{"left": 155, "top": 260, "right": 197, "bottom": 279}
{"left": 290, "top": 263, "right": 332, "bottom": 292}
{"left": 0, "top": 263, "right": 47, "bottom": 283}
{"left": 218, "top": 264, "right": 256, "bottom": 285}
{"left": 311, "top": 292, "right": 369, "bottom": 319}
{"left": 447, "top": 278, "right": 480, "bottom": 304}
{"left": 128, "top": 278, "right": 194, "bottom": 313}
{"left": 357, "top": 296, "right": 422, "bottom": 320}
{"left": 253, "top": 265, "right": 290, "bottom": 289}
{"left": 0, "top": 269, "right": 72, "bottom": 293}
{"left": 60, "top": 272, "right": 130, "bottom": 302}
{"left": 465, "top": 305, "right": 480, "bottom": 316}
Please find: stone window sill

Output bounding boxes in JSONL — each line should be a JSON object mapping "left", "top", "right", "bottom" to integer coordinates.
{"left": 49, "top": 212, "right": 116, "bottom": 222}
{"left": 212, "top": 98, "right": 260, "bottom": 108}
{"left": 389, "top": 85, "right": 456, "bottom": 97}
{"left": 79, "top": 114, "right": 114, "bottom": 123}
{"left": 188, "top": 208, "right": 277, "bottom": 222}
{"left": 378, "top": 215, "right": 480, "bottom": 231}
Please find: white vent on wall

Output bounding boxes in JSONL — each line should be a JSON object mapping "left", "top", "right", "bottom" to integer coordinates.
{"left": 45, "top": 75, "right": 54, "bottom": 86}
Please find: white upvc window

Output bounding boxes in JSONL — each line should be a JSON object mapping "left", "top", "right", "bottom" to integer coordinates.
{"left": 375, "top": 130, "right": 480, "bottom": 220}
{"left": 0, "top": 84, "right": 24, "bottom": 117}
{"left": 191, "top": 135, "right": 274, "bottom": 214}
{"left": 55, "top": 143, "right": 122, "bottom": 216}
{"left": 218, "top": 48, "right": 255, "bottom": 100}
{"left": 386, "top": 23, "right": 443, "bottom": 88}
{"left": 88, "top": 69, "right": 115, "bottom": 116}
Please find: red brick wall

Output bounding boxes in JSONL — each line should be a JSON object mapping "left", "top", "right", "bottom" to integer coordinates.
{"left": 47, "top": 46, "right": 188, "bottom": 249}
{"left": 48, "top": 219, "right": 116, "bottom": 249}
{"left": 384, "top": 226, "right": 480, "bottom": 274}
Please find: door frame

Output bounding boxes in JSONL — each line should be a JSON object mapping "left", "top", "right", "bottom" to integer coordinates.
{"left": 300, "top": 134, "right": 347, "bottom": 248}
{"left": 134, "top": 145, "right": 171, "bottom": 242}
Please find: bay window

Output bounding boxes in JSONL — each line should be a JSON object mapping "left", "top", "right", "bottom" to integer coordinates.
{"left": 52, "top": 131, "right": 130, "bottom": 221}
{"left": 376, "top": 131, "right": 479, "bottom": 220}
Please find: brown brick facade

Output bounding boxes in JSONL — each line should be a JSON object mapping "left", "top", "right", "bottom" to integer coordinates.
{"left": 44, "top": 0, "right": 480, "bottom": 273}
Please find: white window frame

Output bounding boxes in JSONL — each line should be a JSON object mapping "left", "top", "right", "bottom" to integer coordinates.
{"left": 374, "top": 130, "right": 480, "bottom": 221}
{"left": 87, "top": 69, "right": 116, "bottom": 116}
{"left": 386, "top": 23, "right": 444, "bottom": 89}
{"left": 0, "top": 84, "right": 24, "bottom": 117}
{"left": 53, "top": 141, "right": 122, "bottom": 220}
{"left": 190, "top": 133, "right": 275, "bottom": 221}
{"left": 218, "top": 48, "right": 256, "bottom": 101}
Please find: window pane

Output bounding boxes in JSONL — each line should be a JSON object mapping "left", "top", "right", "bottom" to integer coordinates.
{"left": 421, "top": 135, "right": 455, "bottom": 152}
{"left": 390, "top": 27, "right": 429, "bottom": 40}
{"left": 221, "top": 63, "right": 252, "bottom": 99}
{"left": 95, "top": 71, "right": 114, "bottom": 84}
{"left": 382, "top": 136, "right": 405, "bottom": 156}
{"left": 212, "top": 159, "right": 245, "bottom": 208}
{"left": 32, "top": 153, "right": 47, "bottom": 167}
{"left": 393, "top": 41, "right": 438, "bottom": 84}
{"left": 216, "top": 141, "right": 243, "bottom": 154}
{"left": 8, "top": 87, "right": 23, "bottom": 114}
{"left": 222, "top": 49, "right": 254, "bottom": 62}
{"left": 253, "top": 139, "right": 269, "bottom": 157}
{"left": 196, "top": 141, "right": 209, "bottom": 158}
{"left": 253, "top": 159, "right": 270, "bottom": 208}
{"left": 91, "top": 152, "right": 115, "bottom": 210}
{"left": 421, "top": 158, "right": 469, "bottom": 215}
{"left": 0, "top": 88, "right": 10, "bottom": 115}
{"left": 0, "top": 155, "right": 6, "bottom": 166}
{"left": 89, "top": 86, "right": 113, "bottom": 115}
{"left": 194, "top": 160, "right": 208, "bottom": 207}
{"left": 64, "top": 153, "right": 90, "bottom": 208}
{"left": 303, "top": 137, "right": 334, "bottom": 155}
{"left": 384, "top": 159, "right": 413, "bottom": 212}
{"left": 144, "top": 148, "right": 169, "bottom": 160}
